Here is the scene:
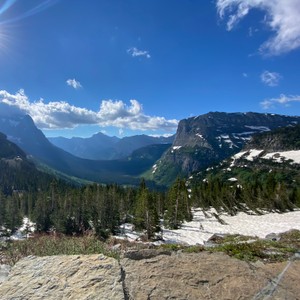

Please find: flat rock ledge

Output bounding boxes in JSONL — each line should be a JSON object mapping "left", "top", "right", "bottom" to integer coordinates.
{"left": 1, "top": 251, "right": 300, "bottom": 300}
{"left": 0, "top": 254, "right": 124, "bottom": 300}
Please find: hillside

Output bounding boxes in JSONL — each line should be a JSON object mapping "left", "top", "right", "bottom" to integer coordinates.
{"left": 147, "top": 112, "right": 300, "bottom": 186}
{"left": 189, "top": 124, "right": 300, "bottom": 213}
{"left": 0, "top": 132, "right": 61, "bottom": 195}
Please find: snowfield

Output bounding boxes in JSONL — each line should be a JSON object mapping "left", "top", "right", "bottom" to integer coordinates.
{"left": 232, "top": 149, "right": 300, "bottom": 165}
{"left": 115, "top": 209, "right": 300, "bottom": 246}
{"left": 262, "top": 150, "right": 300, "bottom": 164}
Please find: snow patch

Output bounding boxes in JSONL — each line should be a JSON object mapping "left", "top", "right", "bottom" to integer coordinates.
{"left": 115, "top": 209, "right": 300, "bottom": 246}
{"left": 228, "top": 177, "right": 238, "bottom": 182}
{"left": 10, "top": 217, "right": 36, "bottom": 240}
{"left": 152, "top": 164, "right": 157, "bottom": 174}
{"left": 244, "top": 125, "right": 270, "bottom": 131}
{"left": 262, "top": 150, "right": 300, "bottom": 164}
{"left": 246, "top": 149, "right": 264, "bottom": 161}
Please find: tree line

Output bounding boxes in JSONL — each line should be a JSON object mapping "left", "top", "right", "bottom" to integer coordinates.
{"left": 1, "top": 171, "right": 299, "bottom": 241}
{"left": 0, "top": 177, "right": 193, "bottom": 240}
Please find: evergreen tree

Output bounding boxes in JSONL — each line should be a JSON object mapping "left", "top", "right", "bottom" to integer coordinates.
{"left": 165, "top": 178, "right": 192, "bottom": 229}
{"left": 134, "top": 179, "right": 160, "bottom": 239}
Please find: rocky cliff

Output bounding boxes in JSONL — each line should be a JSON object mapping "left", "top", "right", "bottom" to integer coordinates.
{"left": 1, "top": 251, "right": 300, "bottom": 299}
{"left": 149, "top": 112, "right": 300, "bottom": 186}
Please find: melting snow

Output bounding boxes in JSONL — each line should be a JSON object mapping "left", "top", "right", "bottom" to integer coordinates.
{"left": 171, "top": 146, "right": 182, "bottom": 153}
{"left": 228, "top": 177, "right": 238, "bottom": 182}
{"left": 115, "top": 209, "right": 300, "bottom": 246}
{"left": 262, "top": 150, "right": 300, "bottom": 164}
{"left": 233, "top": 151, "right": 248, "bottom": 160}
{"left": 10, "top": 217, "right": 36, "bottom": 240}
{"left": 246, "top": 149, "right": 264, "bottom": 161}
{"left": 152, "top": 164, "right": 157, "bottom": 174}
{"left": 173, "top": 146, "right": 182, "bottom": 150}
{"left": 244, "top": 125, "right": 270, "bottom": 131}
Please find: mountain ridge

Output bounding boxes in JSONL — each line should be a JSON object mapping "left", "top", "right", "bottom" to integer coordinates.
{"left": 147, "top": 112, "right": 300, "bottom": 186}
{"left": 48, "top": 133, "right": 174, "bottom": 160}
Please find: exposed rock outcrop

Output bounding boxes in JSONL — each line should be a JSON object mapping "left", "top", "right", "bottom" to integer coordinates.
{"left": 1, "top": 251, "right": 300, "bottom": 299}
{"left": 122, "top": 251, "right": 300, "bottom": 300}
{"left": 0, "top": 255, "right": 124, "bottom": 300}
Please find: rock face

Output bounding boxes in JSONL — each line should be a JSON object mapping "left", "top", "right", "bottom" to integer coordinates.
{"left": 122, "top": 251, "right": 300, "bottom": 300}
{"left": 0, "top": 265, "right": 11, "bottom": 284}
{"left": 1, "top": 251, "right": 300, "bottom": 299}
{"left": 150, "top": 112, "right": 300, "bottom": 186}
{"left": 0, "top": 255, "right": 124, "bottom": 300}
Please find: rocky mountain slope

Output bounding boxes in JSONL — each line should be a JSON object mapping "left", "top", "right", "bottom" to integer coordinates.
{"left": 0, "top": 132, "right": 59, "bottom": 195}
{"left": 49, "top": 133, "right": 174, "bottom": 160}
{"left": 188, "top": 124, "right": 300, "bottom": 213}
{"left": 148, "top": 112, "right": 300, "bottom": 186}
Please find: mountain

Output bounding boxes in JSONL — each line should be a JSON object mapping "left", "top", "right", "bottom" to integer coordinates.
{"left": 0, "top": 114, "right": 170, "bottom": 186}
{"left": 0, "top": 131, "right": 58, "bottom": 195}
{"left": 0, "top": 132, "right": 26, "bottom": 159}
{"left": 189, "top": 124, "right": 300, "bottom": 213}
{"left": 147, "top": 112, "right": 300, "bottom": 186}
{"left": 48, "top": 133, "right": 174, "bottom": 160}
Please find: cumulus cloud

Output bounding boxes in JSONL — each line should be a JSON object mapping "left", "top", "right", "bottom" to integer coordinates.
{"left": 0, "top": 89, "right": 178, "bottom": 132}
{"left": 66, "top": 78, "right": 82, "bottom": 89}
{"left": 260, "top": 94, "right": 300, "bottom": 109}
{"left": 127, "top": 47, "right": 151, "bottom": 59}
{"left": 260, "top": 70, "right": 282, "bottom": 87}
{"left": 216, "top": 0, "right": 300, "bottom": 55}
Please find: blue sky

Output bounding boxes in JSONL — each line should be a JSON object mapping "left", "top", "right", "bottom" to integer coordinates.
{"left": 0, "top": 0, "right": 300, "bottom": 138}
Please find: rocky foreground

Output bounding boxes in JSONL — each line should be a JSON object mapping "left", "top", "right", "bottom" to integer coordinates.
{"left": 0, "top": 250, "right": 300, "bottom": 300}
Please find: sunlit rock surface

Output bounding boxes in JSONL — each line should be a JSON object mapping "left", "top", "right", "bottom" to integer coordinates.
{"left": 1, "top": 251, "right": 300, "bottom": 299}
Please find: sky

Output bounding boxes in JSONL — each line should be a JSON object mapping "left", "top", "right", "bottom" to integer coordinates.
{"left": 0, "top": 0, "right": 300, "bottom": 138}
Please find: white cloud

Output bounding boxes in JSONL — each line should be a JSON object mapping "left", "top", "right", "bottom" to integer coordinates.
{"left": 127, "top": 47, "right": 151, "bottom": 59}
{"left": 216, "top": 0, "right": 300, "bottom": 55}
{"left": 0, "top": 89, "right": 178, "bottom": 132}
{"left": 66, "top": 78, "right": 82, "bottom": 89}
{"left": 242, "top": 72, "right": 248, "bottom": 78}
{"left": 260, "top": 70, "right": 281, "bottom": 87}
{"left": 260, "top": 94, "right": 300, "bottom": 109}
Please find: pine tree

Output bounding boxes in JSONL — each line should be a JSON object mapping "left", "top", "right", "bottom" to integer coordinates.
{"left": 134, "top": 179, "right": 160, "bottom": 240}
{"left": 164, "top": 178, "right": 192, "bottom": 229}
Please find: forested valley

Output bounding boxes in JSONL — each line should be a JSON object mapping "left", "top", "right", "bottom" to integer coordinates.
{"left": 1, "top": 172, "right": 299, "bottom": 241}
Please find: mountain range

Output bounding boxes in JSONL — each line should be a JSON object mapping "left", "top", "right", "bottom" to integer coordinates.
{"left": 0, "top": 114, "right": 170, "bottom": 186}
{"left": 0, "top": 111, "right": 299, "bottom": 187}
{"left": 48, "top": 133, "right": 174, "bottom": 160}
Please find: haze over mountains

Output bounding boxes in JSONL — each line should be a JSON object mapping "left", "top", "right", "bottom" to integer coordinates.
{"left": 0, "top": 111, "right": 299, "bottom": 187}
{"left": 49, "top": 133, "right": 174, "bottom": 160}
{"left": 0, "top": 114, "right": 170, "bottom": 186}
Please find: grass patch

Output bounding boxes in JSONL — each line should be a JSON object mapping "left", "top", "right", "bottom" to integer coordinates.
{"left": 182, "top": 245, "right": 205, "bottom": 253}
{"left": 211, "top": 240, "right": 297, "bottom": 262}
{"left": 0, "top": 234, "right": 119, "bottom": 266}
